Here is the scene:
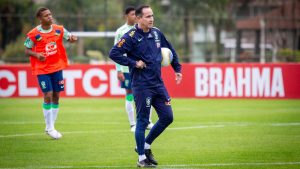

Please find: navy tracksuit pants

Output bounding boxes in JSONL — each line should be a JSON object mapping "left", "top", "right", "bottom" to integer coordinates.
{"left": 133, "top": 85, "right": 174, "bottom": 155}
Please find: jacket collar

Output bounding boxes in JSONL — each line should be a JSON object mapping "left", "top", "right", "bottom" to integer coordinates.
{"left": 135, "top": 24, "right": 152, "bottom": 35}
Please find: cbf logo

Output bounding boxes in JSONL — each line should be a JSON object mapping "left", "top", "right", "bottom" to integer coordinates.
{"left": 41, "top": 81, "right": 46, "bottom": 89}
{"left": 146, "top": 97, "right": 151, "bottom": 107}
{"left": 156, "top": 42, "right": 161, "bottom": 48}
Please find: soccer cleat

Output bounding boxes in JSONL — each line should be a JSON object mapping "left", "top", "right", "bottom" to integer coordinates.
{"left": 130, "top": 125, "right": 136, "bottom": 132}
{"left": 137, "top": 158, "right": 156, "bottom": 168}
{"left": 46, "top": 129, "right": 62, "bottom": 139}
{"left": 135, "top": 148, "right": 158, "bottom": 165}
{"left": 146, "top": 123, "right": 154, "bottom": 130}
{"left": 145, "top": 149, "right": 158, "bottom": 165}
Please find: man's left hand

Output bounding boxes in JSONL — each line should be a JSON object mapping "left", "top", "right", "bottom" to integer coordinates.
{"left": 175, "top": 73, "right": 182, "bottom": 84}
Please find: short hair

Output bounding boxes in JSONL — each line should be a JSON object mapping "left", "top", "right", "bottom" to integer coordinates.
{"left": 36, "top": 7, "right": 49, "bottom": 18}
{"left": 125, "top": 6, "right": 135, "bottom": 15}
{"left": 135, "top": 5, "right": 150, "bottom": 17}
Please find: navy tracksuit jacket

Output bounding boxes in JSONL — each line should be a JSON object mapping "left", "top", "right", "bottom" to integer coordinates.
{"left": 109, "top": 25, "right": 181, "bottom": 155}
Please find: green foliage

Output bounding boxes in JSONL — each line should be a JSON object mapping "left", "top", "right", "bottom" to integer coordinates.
{"left": 0, "top": 0, "right": 35, "bottom": 50}
{"left": 46, "top": 0, "right": 123, "bottom": 31}
{"left": 71, "top": 55, "right": 90, "bottom": 63}
{"left": 1, "top": 0, "right": 235, "bottom": 63}
{"left": 1, "top": 36, "right": 28, "bottom": 63}
{"left": 3, "top": 0, "right": 299, "bottom": 64}
{"left": 277, "top": 48, "right": 300, "bottom": 62}
{"left": 167, "top": 0, "right": 233, "bottom": 61}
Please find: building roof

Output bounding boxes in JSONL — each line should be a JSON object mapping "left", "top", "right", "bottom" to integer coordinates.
{"left": 236, "top": 1, "right": 300, "bottom": 30}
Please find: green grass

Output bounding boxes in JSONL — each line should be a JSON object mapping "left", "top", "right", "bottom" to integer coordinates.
{"left": 0, "top": 98, "right": 300, "bottom": 169}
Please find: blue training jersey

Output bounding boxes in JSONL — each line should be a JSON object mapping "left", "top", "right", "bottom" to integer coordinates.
{"left": 109, "top": 25, "right": 181, "bottom": 90}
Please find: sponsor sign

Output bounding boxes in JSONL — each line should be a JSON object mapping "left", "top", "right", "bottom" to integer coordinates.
{"left": 1, "top": 64, "right": 299, "bottom": 98}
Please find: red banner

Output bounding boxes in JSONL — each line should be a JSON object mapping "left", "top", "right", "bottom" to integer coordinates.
{"left": 1, "top": 63, "right": 300, "bottom": 98}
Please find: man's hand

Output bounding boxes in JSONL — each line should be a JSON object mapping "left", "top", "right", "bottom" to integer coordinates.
{"left": 36, "top": 53, "right": 46, "bottom": 62}
{"left": 175, "top": 73, "right": 182, "bottom": 84}
{"left": 117, "top": 71, "right": 125, "bottom": 81}
{"left": 25, "top": 48, "right": 46, "bottom": 61}
{"left": 69, "top": 34, "right": 78, "bottom": 43}
{"left": 136, "top": 60, "right": 146, "bottom": 69}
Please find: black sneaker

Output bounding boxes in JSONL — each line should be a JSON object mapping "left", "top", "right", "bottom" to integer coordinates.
{"left": 134, "top": 148, "right": 158, "bottom": 165}
{"left": 145, "top": 149, "right": 158, "bottom": 165}
{"left": 137, "top": 158, "right": 156, "bottom": 168}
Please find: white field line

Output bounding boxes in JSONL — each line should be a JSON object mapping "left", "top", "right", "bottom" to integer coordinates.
{"left": 0, "top": 162, "right": 300, "bottom": 169}
{"left": 0, "top": 130, "right": 125, "bottom": 138}
{"left": 0, "top": 122, "right": 122, "bottom": 125}
{"left": 0, "top": 122, "right": 300, "bottom": 138}
{"left": 0, "top": 121, "right": 235, "bottom": 125}
{"left": 1, "top": 121, "right": 300, "bottom": 126}
{"left": 168, "top": 122, "right": 300, "bottom": 130}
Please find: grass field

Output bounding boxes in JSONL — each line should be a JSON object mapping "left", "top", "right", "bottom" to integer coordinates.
{"left": 0, "top": 98, "right": 300, "bottom": 169}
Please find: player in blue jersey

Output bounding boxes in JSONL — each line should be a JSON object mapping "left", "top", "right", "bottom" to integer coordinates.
{"left": 109, "top": 5, "right": 182, "bottom": 168}
{"left": 114, "top": 7, "right": 154, "bottom": 133}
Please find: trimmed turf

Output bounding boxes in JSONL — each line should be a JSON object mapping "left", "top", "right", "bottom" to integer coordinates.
{"left": 0, "top": 98, "right": 299, "bottom": 169}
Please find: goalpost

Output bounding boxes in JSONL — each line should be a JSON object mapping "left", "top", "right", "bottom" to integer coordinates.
{"left": 71, "top": 31, "right": 115, "bottom": 38}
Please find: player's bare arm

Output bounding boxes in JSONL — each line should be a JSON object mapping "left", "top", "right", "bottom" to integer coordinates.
{"left": 117, "top": 71, "right": 125, "bottom": 81}
{"left": 25, "top": 48, "right": 46, "bottom": 61}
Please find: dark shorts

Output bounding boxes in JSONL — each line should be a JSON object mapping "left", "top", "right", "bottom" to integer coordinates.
{"left": 37, "top": 70, "right": 64, "bottom": 93}
{"left": 120, "top": 73, "right": 132, "bottom": 89}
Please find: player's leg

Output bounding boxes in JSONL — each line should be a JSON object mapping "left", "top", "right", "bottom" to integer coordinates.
{"left": 37, "top": 74, "right": 53, "bottom": 133}
{"left": 145, "top": 97, "right": 173, "bottom": 144}
{"left": 43, "top": 91, "right": 54, "bottom": 133}
{"left": 52, "top": 92, "right": 60, "bottom": 129}
{"left": 50, "top": 70, "right": 64, "bottom": 138}
{"left": 37, "top": 74, "right": 60, "bottom": 139}
{"left": 122, "top": 73, "right": 136, "bottom": 132}
{"left": 143, "top": 86, "right": 173, "bottom": 165}
{"left": 48, "top": 91, "right": 62, "bottom": 139}
{"left": 51, "top": 70, "right": 64, "bottom": 127}
{"left": 132, "top": 88, "right": 155, "bottom": 166}
{"left": 44, "top": 92, "right": 61, "bottom": 139}
{"left": 125, "top": 89, "right": 136, "bottom": 132}
{"left": 147, "top": 107, "right": 154, "bottom": 130}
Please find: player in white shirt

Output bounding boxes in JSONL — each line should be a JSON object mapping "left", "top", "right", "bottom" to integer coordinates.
{"left": 114, "top": 7, "right": 154, "bottom": 132}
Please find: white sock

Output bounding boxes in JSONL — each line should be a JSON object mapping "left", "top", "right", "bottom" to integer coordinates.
{"left": 43, "top": 104, "right": 53, "bottom": 131}
{"left": 149, "top": 107, "right": 153, "bottom": 123}
{"left": 144, "top": 143, "right": 151, "bottom": 150}
{"left": 126, "top": 100, "right": 135, "bottom": 126}
{"left": 52, "top": 104, "right": 59, "bottom": 129}
{"left": 139, "top": 155, "right": 146, "bottom": 162}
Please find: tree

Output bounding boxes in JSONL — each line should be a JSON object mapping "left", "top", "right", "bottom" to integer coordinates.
{"left": 0, "top": 0, "right": 34, "bottom": 54}
{"left": 171, "top": 0, "right": 232, "bottom": 62}
{"left": 46, "top": 0, "right": 92, "bottom": 57}
{"left": 46, "top": 0, "right": 123, "bottom": 61}
{"left": 201, "top": 0, "right": 231, "bottom": 62}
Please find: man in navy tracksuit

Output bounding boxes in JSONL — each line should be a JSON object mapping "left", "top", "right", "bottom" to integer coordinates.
{"left": 109, "top": 5, "right": 182, "bottom": 168}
